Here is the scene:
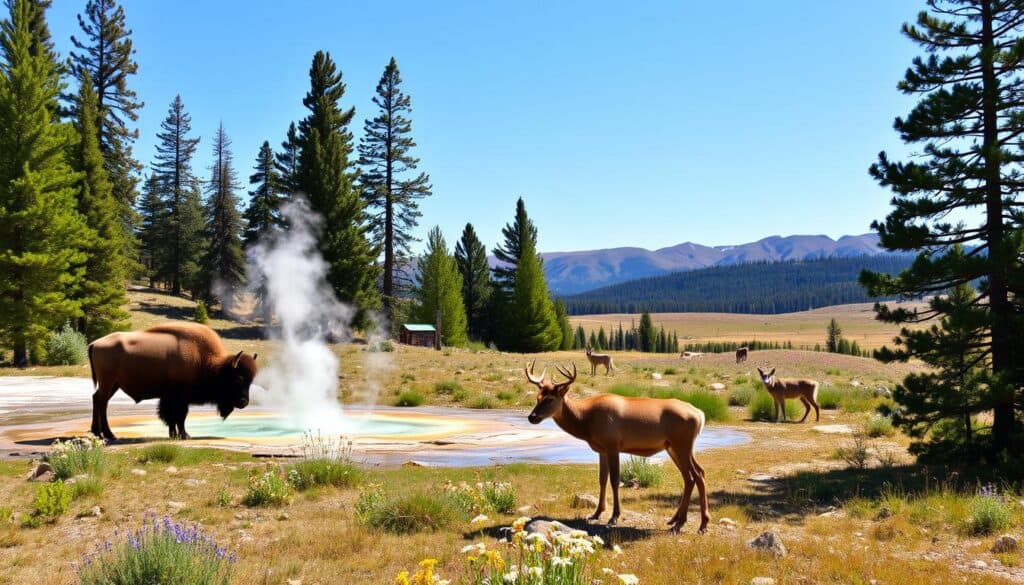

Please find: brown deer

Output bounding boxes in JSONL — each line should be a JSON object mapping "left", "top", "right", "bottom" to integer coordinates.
{"left": 525, "top": 361, "right": 710, "bottom": 533}
{"left": 735, "top": 346, "right": 749, "bottom": 364}
{"left": 757, "top": 367, "right": 820, "bottom": 423}
{"left": 584, "top": 347, "right": 615, "bottom": 375}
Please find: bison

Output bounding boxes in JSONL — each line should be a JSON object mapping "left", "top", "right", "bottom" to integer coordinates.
{"left": 88, "top": 323, "right": 258, "bottom": 440}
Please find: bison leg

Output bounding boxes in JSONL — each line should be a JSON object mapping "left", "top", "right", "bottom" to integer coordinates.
{"left": 92, "top": 385, "right": 118, "bottom": 441}
{"left": 176, "top": 408, "right": 191, "bottom": 440}
{"left": 158, "top": 398, "right": 188, "bottom": 440}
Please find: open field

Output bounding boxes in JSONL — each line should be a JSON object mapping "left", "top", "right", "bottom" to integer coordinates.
{"left": 571, "top": 301, "right": 929, "bottom": 351}
{"left": 3, "top": 290, "right": 1020, "bottom": 584}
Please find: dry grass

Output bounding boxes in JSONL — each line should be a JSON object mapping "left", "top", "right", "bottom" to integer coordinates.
{"left": 1, "top": 290, "right": 1015, "bottom": 584}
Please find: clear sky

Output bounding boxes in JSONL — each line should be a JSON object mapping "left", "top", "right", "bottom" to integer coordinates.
{"left": 45, "top": 1, "right": 921, "bottom": 255}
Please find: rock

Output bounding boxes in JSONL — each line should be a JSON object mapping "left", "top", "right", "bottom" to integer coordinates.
{"left": 812, "top": 424, "right": 853, "bottom": 435}
{"left": 734, "top": 469, "right": 747, "bottom": 475}
{"left": 183, "top": 478, "right": 206, "bottom": 487}
{"left": 572, "top": 493, "right": 600, "bottom": 509}
{"left": 971, "top": 560, "right": 988, "bottom": 569}
{"left": 875, "top": 507, "right": 893, "bottom": 520}
{"left": 719, "top": 517, "right": 738, "bottom": 529}
{"left": 524, "top": 519, "right": 570, "bottom": 537}
{"left": 748, "top": 531, "right": 787, "bottom": 558}
{"left": 402, "top": 460, "right": 433, "bottom": 467}
{"left": 751, "top": 578, "right": 776, "bottom": 585}
{"left": 130, "top": 468, "right": 147, "bottom": 477}
{"left": 454, "top": 369, "right": 465, "bottom": 375}
{"left": 517, "top": 505, "right": 534, "bottom": 514}
{"left": 873, "top": 387, "right": 892, "bottom": 399}
{"left": 165, "top": 466, "right": 178, "bottom": 475}
{"left": 286, "top": 580, "right": 302, "bottom": 585}
{"left": 651, "top": 372, "right": 662, "bottom": 380}
{"left": 167, "top": 501, "right": 186, "bottom": 511}
{"left": 992, "top": 534, "right": 1019, "bottom": 553}
{"left": 850, "top": 380, "right": 862, "bottom": 387}
{"left": 748, "top": 474, "right": 776, "bottom": 483}
{"left": 709, "top": 383, "right": 726, "bottom": 391}
{"left": 90, "top": 505, "right": 102, "bottom": 517}
{"left": 26, "top": 462, "right": 53, "bottom": 482}
{"left": 277, "top": 512, "right": 290, "bottom": 521}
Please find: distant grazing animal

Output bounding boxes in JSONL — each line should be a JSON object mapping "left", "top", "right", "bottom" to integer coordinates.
{"left": 735, "top": 347, "right": 749, "bottom": 364}
{"left": 88, "top": 323, "right": 258, "bottom": 440}
{"left": 681, "top": 351, "right": 703, "bottom": 360}
{"left": 525, "top": 361, "right": 709, "bottom": 533}
{"left": 757, "top": 367, "right": 819, "bottom": 423}
{"left": 585, "top": 347, "right": 614, "bottom": 375}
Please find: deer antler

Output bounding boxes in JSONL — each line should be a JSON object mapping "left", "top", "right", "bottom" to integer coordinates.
{"left": 524, "top": 360, "right": 547, "bottom": 385}
{"left": 555, "top": 362, "right": 577, "bottom": 384}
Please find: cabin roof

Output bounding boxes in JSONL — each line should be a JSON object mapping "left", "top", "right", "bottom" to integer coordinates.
{"left": 402, "top": 324, "right": 437, "bottom": 332}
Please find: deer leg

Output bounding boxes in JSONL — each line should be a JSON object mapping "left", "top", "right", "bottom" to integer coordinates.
{"left": 590, "top": 453, "right": 608, "bottom": 520}
{"left": 798, "top": 396, "right": 811, "bottom": 423}
{"left": 692, "top": 451, "right": 710, "bottom": 533}
{"left": 666, "top": 446, "right": 694, "bottom": 532}
{"left": 608, "top": 451, "right": 621, "bottom": 525}
{"left": 811, "top": 396, "right": 820, "bottom": 422}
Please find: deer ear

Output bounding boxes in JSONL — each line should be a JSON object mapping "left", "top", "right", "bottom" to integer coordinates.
{"left": 768, "top": 368, "right": 776, "bottom": 377}
{"left": 757, "top": 367, "right": 764, "bottom": 376}
{"left": 232, "top": 351, "right": 243, "bottom": 368}
{"left": 558, "top": 383, "right": 571, "bottom": 397}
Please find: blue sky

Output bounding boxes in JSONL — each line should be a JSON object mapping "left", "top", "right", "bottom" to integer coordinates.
{"left": 46, "top": 1, "right": 920, "bottom": 254}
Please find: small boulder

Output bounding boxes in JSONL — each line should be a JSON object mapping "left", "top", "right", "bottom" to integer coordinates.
{"left": 651, "top": 372, "right": 663, "bottom": 380}
{"left": 873, "top": 387, "right": 892, "bottom": 399}
{"left": 130, "top": 469, "right": 147, "bottom": 477}
{"left": 850, "top": 380, "right": 862, "bottom": 387}
{"left": 719, "top": 517, "right": 738, "bottom": 529}
{"left": 748, "top": 531, "right": 787, "bottom": 558}
{"left": 971, "top": 560, "right": 988, "bottom": 569}
{"left": 167, "top": 501, "right": 186, "bottom": 512}
{"left": 524, "top": 519, "right": 570, "bottom": 537}
{"left": 709, "top": 383, "right": 726, "bottom": 391}
{"left": 89, "top": 505, "right": 103, "bottom": 518}
{"left": 183, "top": 478, "right": 206, "bottom": 487}
{"left": 875, "top": 507, "right": 893, "bottom": 521}
{"left": 572, "top": 493, "right": 600, "bottom": 509}
{"left": 992, "top": 534, "right": 1019, "bottom": 553}
{"left": 26, "top": 462, "right": 53, "bottom": 482}
{"left": 751, "top": 578, "right": 776, "bottom": 585}
{"left": 165, "top": 466, "right": 179, "bottom": 475}
{"left": 517, "top": 505, "right": 534, "bottom": 514}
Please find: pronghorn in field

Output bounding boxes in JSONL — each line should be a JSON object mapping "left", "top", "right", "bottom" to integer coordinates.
{"left": 757, "top": 367, "right": 820, "bottom": 423}
{"left": 585, "top": 347, "right": 614, "bottom": 375}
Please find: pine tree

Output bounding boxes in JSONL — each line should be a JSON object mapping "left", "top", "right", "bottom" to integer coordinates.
{"left": 136, "top": 171, "right": 164, "bottom": 288}
{"left": 151, "top": 95, "right": 202, "bottom": 296}
{"left": 243, "top": 140, "right": 283, "bottom": 247}
{"left": 414, "top": 227, "right": 467, "bottom": 347}
{"left": 505, "top": 230, "right": 561, "bottom": 353}
{"left": 198, "top": 122, "right": 245, "bottom": 310}
{"left": 575, "top": 325, "right": 586, "bottom": 350}
{"left": 638, "top": 311, "right": 656, "bottom": 353}
{"left": 0, "top": 0, "right": 88, "bottom": 365}
{"left": 275, "top": 121, "right": 300, "bottom": 194}
{"left": 588, "top": 331, "right": 598, "bottom": 350}
{"left": 861, "top": 1, "right": 1024, "bottom": 460}
{"left": 826, "top": 318, "right": 842, "bottom": 353}
{"left": 454, "top": 223, "right": 491, "bottom": 341}
{"left": 359, "top": 58, "right": 432, "bottom": 321}
{"left": 492, "top": 197, "right": 538, "bottom": 295}
{"left": 70, "top": 69, "right": 127, "bottom": 338}
{"left": 554, "top": 299, "right": 573, "bottom": 350}
{"left": 597, "top": 326, "right": 607, "bottom": 351}
{"left": 296, "top": 50, "right": 380, "bottom": 326}
{"left": 69, "top": 0, "right": 142, "bottom": 250}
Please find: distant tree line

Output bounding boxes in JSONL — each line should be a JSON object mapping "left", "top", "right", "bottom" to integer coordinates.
{"left": 569, "top": 311, "right": 680, "bottom": 353}
{"left": 561, "top": 255, "right": 914, "bottom": 316}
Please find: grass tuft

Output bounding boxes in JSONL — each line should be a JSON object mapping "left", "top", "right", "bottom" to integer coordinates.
{"left": 865, "top": 414, "right": 896, "bottom": 438}
{"left": 394, "top": 389, "right": 425, "bottom": 407}
{"left": 621, "top": 456, "right": 662, "bottom": 488}
{"left": 748, "top": 390, "right": 801, "bottom": 421}
{"left": 137, "top": 443, "right": 182, "bottom": 464}
{"left": 355, "top": 489, "right": 468, "bottom": 534}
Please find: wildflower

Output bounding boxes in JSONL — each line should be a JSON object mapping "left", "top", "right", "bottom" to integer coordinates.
{"left": 396, "top": 570, "right": 411, "bottom": 585}
{"left": 602, "top": 568, "right": 615, "bottom": 575}
{"left": 618, "top": 574, "right": 640, "bottom": 585}
{"left": 502, "top": 570, "right": 519, "bottom": 583}
{"left": 527, "top": 565, "right": 543, "bottom": 578}
{"left": 551, "top": 556, "right": 572, "bottom": 567}
{"left": 613, "top": 544, "right": 623, "bottom": 555}
{"left": 485, "top": 550, "right": 505, "bottom": 571}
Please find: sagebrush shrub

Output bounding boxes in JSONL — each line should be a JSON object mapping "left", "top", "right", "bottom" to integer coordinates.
{"left": 44, "top": 323, "right": 88, "bottom": 365}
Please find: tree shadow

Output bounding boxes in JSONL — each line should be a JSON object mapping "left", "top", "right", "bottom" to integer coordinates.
{"left": 467, "top": 515, "right": 657, "bottom": 546}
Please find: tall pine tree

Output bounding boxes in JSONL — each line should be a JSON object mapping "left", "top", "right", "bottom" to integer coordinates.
{"left": 275, "top": 121, "right": 300, "bottom": 195}
{"left": 492, "top": 197, "right": 538, "bottom": 295}
{"left": 69, "top": 0, "right": 142, "bottom": 252}
{"left": 454, "top": 222, "right": 491, "bottom": 341}
{"left": 70, "top": 69, "right": 127, "bottom": 338}
{"left": 861, "top": 0, "right": 1024, "bottom": 461}
{"left": 359, "top": 57, "right": 432, "bottom": 322}
{"left": 151, "top": 95, "right": 203, "bottom": 296}
{"left": 136, "top": 171, "right": 163, "bottom": 288}
{"left": 506, "top": 225, "right": 561, "bottom": 353}
{"left": 198, "top": 122, "right": 244, "bottom": 310}
{"left": 0, "top": 0, "right": 88, "bottom": 365}
{"left": 243, "top": 140, "right": 283, "bottom": 247}
{"left": 414, "top": 226, "right": 467, "bottom": 347}
{"left": 296, "top": 50, "right": 379, "bottom": 327}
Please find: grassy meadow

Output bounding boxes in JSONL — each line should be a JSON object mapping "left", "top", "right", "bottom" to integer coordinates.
{"left": 1, "top": 290, "right": 1022, "bottom": 584}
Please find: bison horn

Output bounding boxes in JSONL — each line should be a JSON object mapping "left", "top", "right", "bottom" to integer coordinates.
{"left": 232, "top": 351, "right": 243, "bottom": 368}
{"left": 252, "top": 353, "right": 258, "bottom": 362}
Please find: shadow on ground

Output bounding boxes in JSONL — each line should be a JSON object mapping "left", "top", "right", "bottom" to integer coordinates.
{"left": 469, "top": 515, "right": 657, "bottom": 546}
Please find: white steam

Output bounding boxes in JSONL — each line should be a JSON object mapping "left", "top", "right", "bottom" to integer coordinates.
{"left": 246, "top": 198, "right": 352, "bottom": 432}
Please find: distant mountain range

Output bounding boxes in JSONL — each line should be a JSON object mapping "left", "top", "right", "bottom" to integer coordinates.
{"left": 533, "top": 233, "right": 890, "bottom": 295}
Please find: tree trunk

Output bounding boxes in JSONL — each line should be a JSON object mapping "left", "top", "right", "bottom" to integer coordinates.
{"left": 13, "top": 336, "right": 28, "bottom": 368}
{"left": 980, "top": 0, "right": 1015, "bottom": 457}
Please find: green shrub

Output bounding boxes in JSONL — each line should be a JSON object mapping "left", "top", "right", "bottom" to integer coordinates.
{"left": 481, "top": 482, "right": 517, "bottom": 514}
{"left": 194, "top": 300, "right": 209, "bottom": 324}
{"left": 48, "top": 437, "right": 106, "bottom": 480}
{"left": 243, "top": 467, "right": 292, "bottom": 507}
{"left": 77, "top": 517, "right": 234, "bottom": 585}
{"left": 728, "top": 385, "right": 755, "bottom": 407}
{"left": 748, "top": 390, "right": 801, "bottom": 421}
{"left": 607, "top": 384, "right": 644, "bottom": 398}
{"left": 434, "top": 380, "right": 463, "bottom": 395}
{"left": 865, "top": 415, "right": 896, "bottom": 438}
{"left": 675, "top": 389, "right": 728, "bottom": 422}
{"left": 451, "top": 387, "right": 470, "bottom": 402}
{"left": 287, "top": 459, "right": 362, "bottom": 491}
{"left": 663, "top": 367, "right": 679, "bottom": 376}
{"left": 394, "top": 389, "right": 425, "bottom": 407}
{"left": 817, "top": 387, "right": 843, "bottom": 410}
{"left": 355, "top": 489, "right": 468, "bottom": 534}
{"left": 496, "top": 389, "right": 515, "bottom": 402}
{"left": 621, "top": 456, "right": 662, "bottom": 488}
{"left": 966, "top": 492, "right": 1011, "bottom": 535}
{"left": 840, "top": 387, "right": 877, "bottom": 413}
{"left": 137, "top": 443, "right": 182, "bottom": 464}
{"left": 470, "top": 395, "right": 495, "bottom": 409}
{"left": 31, "top": 481, "right": 71, "bottom": 523}
{"left": 71, "top": 476, "right": 104, "bottom": 500}
{"left": 0, "top": 507, "right": 12, "bottom": 523}
{"left": 825, "top": 367, "right": 841, "bottom": 376}
{"left": 44, "top": 323, "right": 88, "bottom": 366}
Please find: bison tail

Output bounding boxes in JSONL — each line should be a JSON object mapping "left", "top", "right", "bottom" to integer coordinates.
{"left": 87, "top": 343, "right": 97, "bottom": 391}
